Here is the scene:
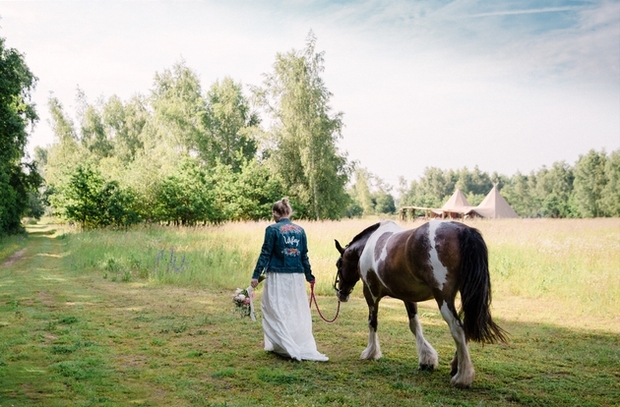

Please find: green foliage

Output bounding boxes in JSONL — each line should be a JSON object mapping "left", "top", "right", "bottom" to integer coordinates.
{"left": 151, "top": 60, "right": 207, "bottom": 153}
{"left": 62, "top": 165, "right": 104, "bottom": 228}
{"left": 76, "top": 88, "right": 114, "bottom": 159}
{"left": 201, "top": 77, "right": 259, "bottom": 171}
{"left": 601, "top": 150, "right": 620, "bottom": 216}
{"left": 0, "top": 36, "right": 42, "bottom": 236}
{"left": 256, "top": 32, "right": 351, "bottom": 220}
{"left": 400, "top": 149, "right": 619, "bottom": 218}
{"left": 103, "top": 95, "right": 148, "bottom": 163}
{"left": 153, "top": 158, "right": 216, "bottom": 225}
{"left": 374, "top": 192, "right": 396, "bottom": 214}
{"left": 573, "top": 149, "right": 609, "bottom": 217}
{"left": 223, "top": 158, "right": 286, "bottom": 221}
{"left": 347, "top": 168, "right": 396, "bottom": 216}
{"left": 0, "top": 37, "right": 38, "bottom": 165}
{"left": 60, "top": 164, "right": 140, "bottom": 229}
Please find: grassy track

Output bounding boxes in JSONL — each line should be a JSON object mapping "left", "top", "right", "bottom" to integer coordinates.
{"left": 0, "top": 220, "right": 619, "bottom": 406}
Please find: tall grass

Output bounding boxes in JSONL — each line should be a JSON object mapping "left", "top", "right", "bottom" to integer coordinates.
{"left": 470, "top": 218, "right": 620, "bottom": 319}
{"left": 58, "top": 217, "right": 619, "bottom": 319}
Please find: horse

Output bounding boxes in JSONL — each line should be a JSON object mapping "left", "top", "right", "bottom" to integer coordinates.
{"left": 334, "top": 220, "right": 507, "bottom": 388}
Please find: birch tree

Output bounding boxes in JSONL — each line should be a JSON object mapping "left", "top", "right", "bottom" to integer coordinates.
{"left": 256, "top": 32, "right": 350, "bottom": 219}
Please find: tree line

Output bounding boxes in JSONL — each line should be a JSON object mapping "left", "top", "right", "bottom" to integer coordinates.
{"left": 395, "top": 150, "right": 620, "bottom": 218}
{"left": 33, "top": 33, "right": 351, "bottom": 229}
{"left": 1, "top": 29, "right": 619, "bottom": 236}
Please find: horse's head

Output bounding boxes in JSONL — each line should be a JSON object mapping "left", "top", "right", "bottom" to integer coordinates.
{"left": 334, "top": 239, "right": 361, "bottom": 302}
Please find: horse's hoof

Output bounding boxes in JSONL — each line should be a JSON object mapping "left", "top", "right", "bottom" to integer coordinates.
{"left": 450, "top": 378, "right": 472, "bottom": 389}
{"left": 450, "top": 370, "right": 474, "bottom": 388}
{"left": 419, "top": 364, "right": 435, "bottom": 372}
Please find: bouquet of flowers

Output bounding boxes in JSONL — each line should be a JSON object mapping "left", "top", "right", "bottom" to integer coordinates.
{"left": 233, "top": 287, "right": 255, "bottom": 319}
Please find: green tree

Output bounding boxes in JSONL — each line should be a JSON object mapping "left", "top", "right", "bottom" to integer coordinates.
{"left": 502, "top": 172, "right": 539, "bottom": 217}
{"left": 62, "top": 164, "right": 105, "bottom": 228}
{"left": 103, "top": 95, "right": 148, "bottom": 164}
{"left": 200, "top": 77, "right": 259, "bottom": 171}
{"left": 60, "top": 164, "right": 139, "bottom": 229}
{"left": 151, "top": 60, "right": 206, "bottom": 153}
{"left": 399, "top": 167, "right": 451, "bottom": 209}
{"left": 349, "top": 168, "right": 375, "bottom": 215}
{"left": 226, "top": 158, "right": 285, "bottom": 221}
{"left": 76, "top": 88, "right": 113, "bottom": 159}
{"left": 573, "top": 149, "right": 608, "bottom": 217}
{"left": 0, "top": 36, "right": 41, "bottom": 235}
{"left": 348, "top": 167, "right": 395, "bottom": 216}
{"left": 535, "top": 161, "right": 575, "bottom": 218}
{"left": 44, "top": 96, "right": 90, "bottom": 212}
{"left": 374, "top": 192, "right": 396, "bottom": 215}
{"left": 601, "top": 149, "right": 620, "bottom": 217}
{"left": 153, "top": 158, "right": 216, "bottom": 225}
{"left": 455, "top": 166, "right": 492, "bottom": 205}
{"left": 256, "top": 32, "right": 350, "bottom": 220}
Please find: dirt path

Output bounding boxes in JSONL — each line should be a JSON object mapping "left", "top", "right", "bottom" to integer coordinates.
{"left": 1, "top": 248, "right": 28, "bottom": 267}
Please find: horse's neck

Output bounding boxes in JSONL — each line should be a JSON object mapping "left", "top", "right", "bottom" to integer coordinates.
{"left": 350, "top": 221, "right": 399, "bottom": 258}
{"left": 350, "top": 237, "right": 369, "bottom": 260}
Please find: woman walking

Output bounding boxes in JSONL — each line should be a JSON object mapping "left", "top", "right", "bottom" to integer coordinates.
{"left": 251, "top": 198, "right": 328, "bottom": 362}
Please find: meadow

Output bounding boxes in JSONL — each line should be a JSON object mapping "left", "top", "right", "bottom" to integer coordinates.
{"left": 0, "top": 217, "right": 618, "bottom": 406}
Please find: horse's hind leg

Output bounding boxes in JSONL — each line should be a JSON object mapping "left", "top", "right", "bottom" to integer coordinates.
{"left": 437, "top": 299, "right": 475, "bottom": 388}
{"left": 361, "top": 285, "right": 382, "bottom": 360}
{"left": 404, "top": 301, "right": 438, "bottom": 371}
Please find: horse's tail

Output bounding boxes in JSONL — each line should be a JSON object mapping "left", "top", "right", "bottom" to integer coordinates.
{"left": 458, "top": 226, "right": 508, "bottom": 344}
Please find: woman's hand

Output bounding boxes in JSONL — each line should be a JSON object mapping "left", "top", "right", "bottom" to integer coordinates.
{"left": 251, "top": 278, "right": 259, "bottom": 288}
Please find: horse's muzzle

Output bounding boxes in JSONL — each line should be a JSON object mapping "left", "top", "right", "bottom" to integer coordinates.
{"left": 336, "top": 291, "right": 350, "bottom": 302}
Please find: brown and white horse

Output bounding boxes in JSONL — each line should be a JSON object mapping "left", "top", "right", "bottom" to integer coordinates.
{"left": 334, "top": 220, "right": 507, "bottom": 388}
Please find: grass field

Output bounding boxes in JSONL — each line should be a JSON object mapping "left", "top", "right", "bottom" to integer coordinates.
{"left": 0, "top": 217, "right": 618, "bottom": 406}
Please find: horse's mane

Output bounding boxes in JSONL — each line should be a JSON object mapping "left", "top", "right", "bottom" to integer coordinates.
{"left": 349, "top": 222, "right": 382, "bottom": 246}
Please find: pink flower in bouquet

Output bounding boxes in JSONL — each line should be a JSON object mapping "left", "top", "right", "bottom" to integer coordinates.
{"left": 232, "top": 287, "right": 253, "bottom": 318}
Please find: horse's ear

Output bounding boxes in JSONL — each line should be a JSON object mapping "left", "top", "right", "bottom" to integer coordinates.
{"left": 335, "top": 239, "right": 345, "bottom": 254}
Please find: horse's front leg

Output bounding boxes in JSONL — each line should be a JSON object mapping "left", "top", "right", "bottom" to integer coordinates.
{"left": 360, "top": 284, "right": 382, "bottom": 360}
{"left": 404, "top": 301, "right": 438, "bottom": 371}
{"left": 438, "top": 299, "right": 475, "bottom": 388}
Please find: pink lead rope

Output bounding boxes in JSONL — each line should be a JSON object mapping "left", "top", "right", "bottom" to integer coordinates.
{"left": 309, "top": 282, "right": 340, "bottom": 323}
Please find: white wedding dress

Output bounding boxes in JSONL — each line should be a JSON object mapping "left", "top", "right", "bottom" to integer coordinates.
{"left": 260, "top": 272, "right": 329, "bottom": 361}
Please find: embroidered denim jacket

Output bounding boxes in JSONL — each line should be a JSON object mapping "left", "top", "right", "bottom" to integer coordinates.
{"left": 252, "top": 219, "right": 315, "bottom": 282}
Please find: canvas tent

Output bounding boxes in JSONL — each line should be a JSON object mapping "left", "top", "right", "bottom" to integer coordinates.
{"left": 440, "top": 189, "right": 472, "bottom": 217}
{"left": 400, "top": 185, "right": 519, "bottom": 220}
{"left": 467, "top": 184, "right": 518, "bottom": 219}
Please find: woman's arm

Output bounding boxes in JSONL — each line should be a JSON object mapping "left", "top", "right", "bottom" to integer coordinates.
{"left": 252, "top": 226, "right": 276, "bottom": 280}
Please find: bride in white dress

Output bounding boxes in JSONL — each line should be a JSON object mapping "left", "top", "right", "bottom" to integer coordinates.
{"left": 250, "top": 198, "right": 328, "bottom": 362}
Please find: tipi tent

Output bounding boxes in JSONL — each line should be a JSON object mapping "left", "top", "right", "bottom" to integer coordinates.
{"left": 439, "top": 189, "right": 473, "bottom": 218}
{"left": 441, "top": 189, "right": 472, "bottom": 212}
{"left": 401, "top": 186, "right": 519, "bottom": 220}
{"left": 468, "top": 185, "right": 518, "bottom": 219}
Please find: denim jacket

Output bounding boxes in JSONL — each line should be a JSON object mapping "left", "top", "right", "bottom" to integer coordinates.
{"left": 252, "top": 219, "right": 315, "bottom": 282}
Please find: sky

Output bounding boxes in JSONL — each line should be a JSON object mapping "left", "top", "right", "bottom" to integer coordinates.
{"left": 1, "top": 0, "right": 619, "bottom": 189}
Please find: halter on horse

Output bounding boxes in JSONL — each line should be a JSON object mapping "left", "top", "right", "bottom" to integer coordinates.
{"left": 334, "top": 220, "right": 507, "bottom": 388}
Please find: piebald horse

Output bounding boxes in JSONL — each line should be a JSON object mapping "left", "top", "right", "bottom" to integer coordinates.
{"left": 334, "top": 220, "right": 507, "bottom": 388}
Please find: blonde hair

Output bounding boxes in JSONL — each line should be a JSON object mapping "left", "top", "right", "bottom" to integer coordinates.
{"left": 273, "top": 197, "right": 293, "bottom": 218}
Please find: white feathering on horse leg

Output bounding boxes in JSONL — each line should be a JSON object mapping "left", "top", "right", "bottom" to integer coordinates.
{"left": 361, "top": 330, "right": 382, "bottom": 360}
{"left": 411, "top": 315, "right": 438, "bottom": 369}
{"left": 440, "top": 302, "right": 475, "bottom": 388}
